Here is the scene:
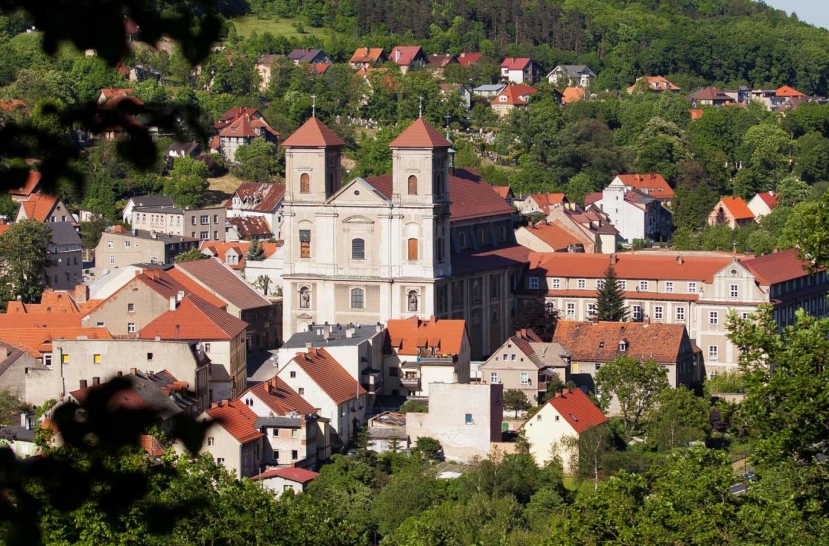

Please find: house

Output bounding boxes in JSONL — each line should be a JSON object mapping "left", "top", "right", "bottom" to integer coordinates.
{"left": 708, "top": 196, "right": 754, "bottom": 228}
{"left": 545, "top": 205, "right": 619, "bottom": 254}
{"left": 287, "top": 48, "right": 331, "bottom": 66}
{"left": 552, "top": 321, "right": 700, "bottom": 393}
{"left": 405, "top": 382, "right": 504, "bottom": 462}
{"left": 180, "top": 400, "right": 264, "bottom": 478}
{"left": 427, "top": 54, "right": 458, "bottom": 78}
{"left": 45, "top": 222, "right": 83, "bottom": 290}
{"left": 217, "top": 112, "right": 279, "bottom": 163}
{"left": 226, "top": 217, "right": 273, "bottom": 241}
{"left": 627, "top": 76, "right": 680, "bottom": 94}
{"left": 15, "top": 193, "right": 73, "bottom": 224}
{"left": 276, "top": 347, "right": 367, "bottom": 448}
{"left": 128, "top": 64, "right": 161, "bottom": 83}
{"left": 747, "top": 191, "right": 778, "bottom": 219}
{"left": 480, "top": 329, "right": 571, "bottom": 406}
{"left": 500, "top": 58, "right": 539, "bottom": 84}
{"left": 0, "top": 413, "right": 41, "bottom": 458}
{"left": 349, "top": 47, "right": 386, "bottom": 70}
{"left": 7, "top": 171, "right": 41, "bottom": 202}
{"left": 214, "top": 107, "right": 263, "bottom": 132}
{"left": 167, "top": 141, "right": 202, "bottom": 159}
{"left": 515, "top": 220, "right": 587, "bottom": 253}
{"left": 124, "top": 17, "right": 140, "bottom": 42}
{"left": 457, "top": 52, "right": 483, "bottom": 67}
{"left": 439, "top": 83, "right": 472, "bottom": 110}
{"left": 384, "top": 316, "right": 471, "bottom": 398}
{"left": 200, "top": 241, "right": 284, "bottom": 293}
{"left": 612, "top": 174, "right": 675, "bottom": 207}
{"left": 0, "top": 341, "right": 46, "bottom": 406}
{"left": 122, "top": 195, "right": 175, "bottom": 224}
{"left": 472, "top": 84, "right": 506, "bottom": 99}
{"left": 491, "top": 83, "right": 537, "bottom": 116}
{"left": 389, "top": 46, "right": 428, "bottom": 74}
{"left": 224, "top": 181, "right": 286, "bottom": 238}
{"left": 95, "top": 93, "right": 153, "bottom": 141}
{"left": 255, "top": 54, "right": 286, "bottom": 91}
{"left": 517, "top": 193, "right": 568, "bottom": 216}
{"left": 130, "top": 205, "right": 226, "bottom": 242}
{"left": 366, "top": 411, "right": 409, "bottom": 453}
{"left": 591, "top": 178, "right": 673, "bottom": 242}
{"left": 688, "top": 87, "right": 735, "bottom": 107}
{"left": 94, "top": 228, "right": 200, "bottom": 277}
{"left": 490, "top": 185, "right": 515, "bottom": 206}
{"left": 520, "top": 388, "right": 607, "bottom": 470}
{"left": 547, "top": 65, "right": 596, "bottom": 88}
{"left": 250, "top": 467, "right": 320, "bottom": 498}
{"left": 561, "top": 87, "right": 586, "bottom": 104}
{"left": 97, "top": 88, "right": 133, "bottom": 104}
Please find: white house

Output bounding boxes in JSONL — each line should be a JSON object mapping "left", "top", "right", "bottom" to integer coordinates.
{"left": 224, "top": 182, "right": 286, "bottom": 239}
{"left": 500, "top": 58, "right": 538, "bottom": 84}
{"left": 122, "top": 195, "right": 175, "bottom": 224}
{"left": 590, "top": 178, "right": 672, "bottom": 243}
{"left": 747, "top": 191, "right": 778, "bottom": 220}
{"left": 546, "top": 65, "right": 596, "bottom": 88}
{"left": 249, "top": 467, "right": 320, "bottom": 498}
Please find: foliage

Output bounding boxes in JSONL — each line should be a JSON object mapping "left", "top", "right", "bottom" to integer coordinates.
{"left": 253, "top": 274, "right": 272, "bottom": 295}
{"left": 245, "top": 238, "right": 265, "bottom": 261}
{"left": 513, "top": 296, "right": 557, "bottom": 341}
{"left": 399, "top": 400, "right": 428, "bottom": 414}
{"left": 173, "top": 248, "right": 209, "bottom": 263}
{"left": 646, "top": 387, "right": 711, "bottom": 451}
{"left": 503, "top": 389, "right": 530, "bottom": 418}
{"left": 595, "top": 356, "right": 669, "bottom": 441}
{"left": 595, "top": 264, "right": 628, "bottom": 322}
{"left": 413, "top": 437, "right": 443, "bottom": 462}
{"left": 0, "top": 390, "right": 28, "bottom": 426}
{"left": 0, "top": 219, "right": 52, "bottom": 304}
{"left": 705, "top": 370, "right": 746, "bottom": 394}
{"left": 232, "top": 138, "right": 279, "bottom": 182}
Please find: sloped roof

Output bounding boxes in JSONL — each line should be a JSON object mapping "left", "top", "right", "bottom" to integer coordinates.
{"left": 0, "top": 99, "right": 27, "bottom": 111}
{"left": 451, "top": 244, "right": 530, "bottom": 276}
{"left": 128, "top": 195, "right": 174, "bottom": 208}
{"left": 718, "top": 196, "right": 754, "bottom": 220}
{"left": 227, "top": 216, "right": 273, "bottom": 238}
{"left": 389, "top": 118, "right": 452, "bottom": 148}
{"left": 740, "top": 248, "right": 813, "bottom": 285}
{"left": 385, "top": 316, "right": 466, "bottom": 356}
{"left": 491, "top": 185, "right": 513, "bottom": 199}
{"left": 530, "top": 192, "right": 567, "bottom": 213}
{"left": 457, "top": 52, "right": 483, "bottom": 66}
{"left": 200, "top": 241, "right": 280, "bottom": 270}
{"left": 214, "top": 107, "right": 260, "bottom": 130}
{"left": 6, "top": 290, "right": 81, "bottom": 314}
{"left": 390, "top": 46, "right": 424, "bottom": 66}
{"left": 21, "top": 193, "right": 60, "bottom": 222}
{"left": 289, "top": 348, "right": 366, "bottom": 405}
{"left": 755, "top": 191, "right": 778, "bottom": 209}
{"left": 100, "top": 88, "right": 133, "bottom": 101}
{"left": 140, "top": 435, "right": 166, "bottom": 457}
{"left": 8, "top": 171, "right": 40, "bottom": 197}
{"left": 288, "top": 48, "right": 327, "bottom": 63}
{"left": 47, "top": 221, "right": 81, "bottom": 247}
{"left": 250, "top": 466, "right": 319, "bottom": 483}
{"left": 561, "top": 87, "right": 585, "bottom": 104}
{"left": 138, "top": 295, "right": 247, "bottom": 341}
{"left": 495, "top": 84, "right": 537, "bottom": 106}
{"left": 128, "top": 267, "right": 227, "bottom": 309}
{"left": 350, "top": 47, "right": 385, "bottom": 64}
{"left": 628, "top": 76, "right": 679, "bottom": 93}
{"left": 225, "top": 181, "right": 285, "bottom": 212}
{"left": 205, "top": 400, "right": 263, "bottom": 444}
{"left": 689, "top": 86, "right": 733, "bottom": 101}
{"left": 552, "top": 321, "right": 690, "bottom": 364}
{"left": 0, "top": 340, "right": 28, "bottom": 377}
{"left": 527, "top": 252, "right": 733, "bottom": 282}
{"left": 219, "top": 114, "right": 258, "bottom": 138}
{"left": 555, "top": 65, "right": 596, "bottom": 79}
{"left": 282, "top": 117, "right": 345, "bottom": 148}
{"left": 616, "top": 174, "right": 675, "bottom": 199}
{"left": 427, "top": 54, "right": 457, "bottom": 68}
{"left": 776, "top": 85, "right": 804, "bottom": 98}
{"left": 501, "top": 329, "right": 571, "bottom": 369}
{"left": 242, "top": 376, "right": 317, "bottom": 416}
{"left": 520, "top": 221, "right": 583, "bottom": 251}
{"left": 546, "top": 389, "right": 607, "bottom": 434}
{"left": 501, "top": 57, "right": 532, "bottom": 70}
{"left": 175, "top": 258, "right": 271, "bottom": 310}
{"left": 0, "top": 327, "right": 113, "bottom": 357}
{"left": 690, "top": 109, "right": 704, "bottom": 120}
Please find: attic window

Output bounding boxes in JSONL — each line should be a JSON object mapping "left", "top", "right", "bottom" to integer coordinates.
{"left": 598, "top": 341, "right": 604, "bottom": 348}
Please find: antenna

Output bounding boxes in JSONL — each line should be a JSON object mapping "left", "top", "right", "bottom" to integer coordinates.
{"left": 311, "top": 94, "right": 316, "bottom": 117}
{"left": 418, "top": 95, "right": 423, "bottom": 118}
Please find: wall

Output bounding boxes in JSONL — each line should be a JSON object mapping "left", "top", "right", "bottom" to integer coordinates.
{"left": 83, "top": 277, "right": 170, "bottom": 335}
{"left": 522, "top": 402, "right": 578, "bottom": 470}
{"left": 95, "top": 234, "right": 168, "bottom": 278}
{"left": 480, "top": 348, "right": 547, "bottom": 406}
{"left": 46, "top": 248, "right": 83, "bottom": 290}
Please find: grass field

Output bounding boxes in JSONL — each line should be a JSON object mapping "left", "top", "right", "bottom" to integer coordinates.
{"left": 230, "top": 16, "right": 332, "bottom": 39}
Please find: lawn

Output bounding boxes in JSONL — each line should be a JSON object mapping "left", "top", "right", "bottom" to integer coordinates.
{"left": 204, "top": 174, "right": 244, "bottom": 207}
{"left": 230, "top": 16, "right": 331, "bottom": 39}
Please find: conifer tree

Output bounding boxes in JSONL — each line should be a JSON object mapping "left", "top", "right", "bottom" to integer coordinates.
{"left": 246, "top": 238, "right": 265, "bottom": 261}
{"left": 596, "top": 263, "right": 628, "bottom": 322}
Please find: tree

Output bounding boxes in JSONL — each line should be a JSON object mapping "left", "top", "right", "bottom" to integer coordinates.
{"left": 780, "top": 196, "right": 829, "bottom": 267}
{"left": 174, "top": 248, "right": 208, "bottom": 263}
{"left": 776, "top": 176, "right": 811, "bottom": 208}
{"left": 561, "top": 424, "right": 611, "bottom": 489}
{"left": 0, "top": 219, "right": 52, "bottom": 304}
{"left": 595, "top": 356, "right": 669, "bottom": 441}
{"left": 514, "top": 297, "right": 558, "bottom": 340}
{"left": 253, "top": 274, "right": 272, "bottom": 296}
{"left": 413, "top": 437, "right": 443, "bottom": 462}
{"left": 565, "top": 173, "right": 596, "bottom": 207}
{"left": 0, "top": 389, "right": 27, "bottom": 426}
{"left": 232, "top": 138, "right": 278, "bottom": 182}
{"left": 595, "top": 264, "right": 628, "bottom": 322}
{"left": 503, "top": 389, "right": 530, "bottom": 418}
{"left": 246, "top": 238, "right": 265, "bottom": 261}
{"left": 0, "top": 193, "right": 20, "bottom": 221}
{"left": 163, "top": 174, "right": 209, "bottom": 209}
{"left": 646, "top": 387, "right": 710, "bottom": 451}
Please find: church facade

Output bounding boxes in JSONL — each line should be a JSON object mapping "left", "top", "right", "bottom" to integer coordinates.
{"left": 280, "top": 117, "right": 530, "bottom": 359}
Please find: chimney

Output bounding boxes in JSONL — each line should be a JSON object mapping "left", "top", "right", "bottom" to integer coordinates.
{"left": 130, "top": 367, "right": 137, "bottom": 375}
{"left": 79, "top": 379, "right": 88, "bottom": 389}
{"left": 676, "top": 255, "right": 684, "bottom": 265}
{"left": 74, "top": 284, "right": 89, "bottom": 304}
{"left": 135, "top": 269, "right": 142, "bottom": 277}
{"left": 376, "top": 322, "right": 382, "bottom": 333}
{"left": 323, "top": 323, "right": 331, "bottom": 341}
{"left": 211, "top": 402, "right": 219, "bottom": 409}
{"left": 346, "top": 327, "right": 353, "bottom": 339}
{"left": 170, "top": 295, "right": 177, "bottom": 311}
{"left": 177, "top": 290, "right": 185, "bottom": 302}
{"left": 309, "top": 348, "right": 318, "bottom": 357}
{"left": 591, "top": 315, "right": 599, "bottom": 324}
{"left": 221, "top": 399, "right": 229, "bottom": 407}
{"left": 116, "top": 371, "right": 123, "bottom": 377}
{"left": 773, "top": 248, "right": 778, "bottom": 253}
{"left": 92, "top": 376, "right": 100, "bottom": 386}
{"left": 148, "top": 370, "right": 154, "bottom": 376}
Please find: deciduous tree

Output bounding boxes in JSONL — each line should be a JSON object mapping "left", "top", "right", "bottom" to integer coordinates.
{"left": 595, "top": 356, "right": 669, "bottom": 441}
{"left": 0, "top": 219, "right": 52, "bottom": 304}
{"left": 503, "top": 389, "right": 530, "bottom": 418}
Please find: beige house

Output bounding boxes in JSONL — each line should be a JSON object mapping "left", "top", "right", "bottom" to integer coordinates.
{"left": 515, "top": 221, "right": 589, "bottom": 253}
{"left": 517, "top": 193, "right": 568, "bottom": 216}
{"left": 131, "top": 205, "right": 226, "bottom": 242}
{"left": 250, "top": 467, "right": 320, "bottom": 498}
{"left": 94, "top": 227, "right": 199, "bottom": 278}
{"left": 708, "top": 196, "right": 754, "bottom": 228}
{"left": 520, "top": 388, "right": 607, "bottom": 471}
{"left": 480, "top": 329, "right": 571, "bottom": 406}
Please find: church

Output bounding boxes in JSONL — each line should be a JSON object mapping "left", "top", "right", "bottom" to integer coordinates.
{"left": 280, "top": 116, "right": 530, "bottom": 359}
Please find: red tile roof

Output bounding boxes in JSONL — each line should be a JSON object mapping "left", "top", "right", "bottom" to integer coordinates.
{"left": 689, "top": 86, "right": 733, "bottom": 101}
{"left": 740, "top": 248, "right": 813, "bottom": 285}
{"left": 561, "top": 87, "right": 585, "bottom": 104}
{"left": 545, "top": 389, "right": 607, "bottom": 434}
{"left": 530, "top": 192, "right": 567, "bottom": 213}
{"left": 160, "top": 267, "right": 229, "bottom": 308}
{"left": 127, "top": 267, "right": 228, "bottom": 310}
{"left": 0, "top": 225, "right": 9, "bottom": 236}
{"left": 690, "top": 109, "right": 704, "bottom": 120}
{"left": 20, "top": 193, "right": 60, "bottom": 222}
{"left": 138, "top": 295, "right": 247, "bottom": 340}
{"left": 616, "top": 174, "right": 675, "bottom": 200}
{"left": 385, "top": 316, "right": 466, "bottom": 356}
{"left": 215, "top": 107, "right": 260, "bottom": 131}
{"left": 0, "top": 327, "right": 113, "bottom": 357}
{"left": 389, "top": 118, "right": 453, "bottom": 148}
{"left": 289, "top": 348, "right": 366, "bottom": 405}
{"left": 282, "top": 117, "right": 345, "bottom": 147}
{"left": 427, "top": 54, "right": 456, "bottom": 68}
{"left": 776, "top": 85, "right": 804, "bottom": 98}
{"left": 250, "top": 466, "right": 320, "bottom": 483}
{"left": 219, "top": 114, "right": 258, "bottom": 138}
{"left": 552, "top": 321, "right": 690, "bottom": 365}
{"left": 0, "top": 99, "right": 27, "bottom": 111}
{"left": 200, "top": 241, "right": 280, "bottom": 270}
{"left": 495, "top": 84, "right": 537, "bottom": 106}
{"left": 718, "top": 196, "right": 754, "bottom": 220}
{"left": 755, "top": 191, "right": 778, "bottom": 209}
{"left": 307, "top": 63, "right": 331, "bottom": 75}
{"left": 175, "top": 258, "right": 271, "bottom": 311}
{"left": 584, "top": 192, "right": 603, "bottom": 206}
{"left": 628, "top": 76, "right": 679, "bottom": 93}
{"left": 6, "top": 291, "right": 80, "bottom": 314}
{"left": 7, "top": 170, "right": 40, "bottom": 197}
{"left": 528, "top": 252, "right": 733, "bottom": 282}
{"left": 225, "top": 181, "right": 285, "bottom": 212}
{"left": 457, "top": 52, "right": 483, "bottom": 66}
{"left": 491, "top": 185, "right": 513, "bottom": 199}
{"left": 206, "top": 400, "right": 263, "bottom": 444}
{"left": 520, "top": 221, "right": 583, "bottom": 251}
{"left": 140, "top": 435, "right": 166, "bottom": 457}
{"left": 451, "top": 244, "right": 531, "bottom": 276}
{"left": 501, "top": 57, "right": 532, "bottom": 70}
{"left": 242, "top": 376, "right": 316, "bottom": 416}
{"left": 227, "top": 216, "right": 273, "bottom": 238}
{"left": 350, "top": 47, "right": 385, "bottom": 64}
{"left": 390, "top": 46, "right": 424, "bottom": 66}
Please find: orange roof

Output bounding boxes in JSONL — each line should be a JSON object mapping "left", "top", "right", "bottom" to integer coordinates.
{"left": 206, "top": 400, "right": 263, "bottom": 444}
{"left": 740, "top": 248, "right": 813, "bottom": 285}
{"left": 125, "top": 267, "right": 228, "bottom": 310}
{"left": 616, "top": 174, "right": 675, "bottom": 200}
{"left": 628, "top": 76, "right": 679, "bottom": 93}
{"left": 457, "top": 52, "right": 483, "bottom": 66}
{"left": 776, "top": 85, "right": 804, "bottom": 98}
{"left": 501, "top": 57, "right": 532, "bottom": 70}
{"left": 282, "top": 117, "right": 345, "bottom": 148}
{"left": 389, "top": 118, "right": 452, "bottom": 148}
{"left": 0, "top": 326, "right": 112, "bottom": 357}
{"left": 199, "top": 241, "right": 279, "bottom": 271}
{"left": 100, "top": 88, "right": 133, "bottom": 100}
{"left": 138, "top": 295, "right": 247, "bottom": 341}
{"left": 545, "top": 389, "right": 607, "bottom": 434}
{"left": 718, "top": 196, "right": 754, "bottom": 220}
{"left": 521, "top": 221, "right": 583, "bottom": 251}
{"left": 390, "top": 46, "right": 424, "bottom": 66}
{"left": 528, "top": 252, "right": 734, "bottom": 282}
{"left": 20, "top": 193, "right": 59, "bottom": 222}
{"left": 0, "top": 99, "right": 27, "bottom": 111}
{"left": 241, "top": 376, "right": 316, "bottom": 416}
{"left": 0, "top": 225, "right": 9, "bottom": 235}
{"left": 495, "top": 84, "right": 537, "bottom": 106}
{"left": 308, "top": 63, "right": 330, "bottom": 75}
{"left": 690, "top": 108, "right": 704, "bottom": 120}
{"left": 6, "top": 291, "right": 80, "bottom": 314}
{"left": 561, "top": 87, "right": 585, "bottom": 104}
{"left": 350, "top": 47, "right": 385, "bottom": 64}
{"left": 491, "top": 185, "right": 513, "bottom": 199}
{"left": 755, "top": 191, "right": 778, "bottom": 209}
{"left": 552, "top": 321, "right": 691, "bottom": 365}
{"left": 215, "top": 107, "right": 261, "bottom": 130}
{"left": 385, "top": 316, "right": 466, "bottom": 356}
{"left": 140, "top": 435, "right": 166, "bottom": 457}
{"left": 288, "top": 348, "right": 366, "bottom": 405}
{"left": 8, "top": 171, "right": 40, "bottom": 197}
{"left": 531, "top": 192, "right": 567, "bottom": 212}
{"left": 251, "top": 467, "right": 319, "bottom": 483}
{"left": 219, "top": 114, "right": 258, "bottom": 138}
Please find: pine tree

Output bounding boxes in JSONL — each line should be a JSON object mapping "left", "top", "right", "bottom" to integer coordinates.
{"left": 596, "top": 263, "right": 628, "bottom": 322}
{"left": 246, "top": 238, "right": 265, "bottom": 261}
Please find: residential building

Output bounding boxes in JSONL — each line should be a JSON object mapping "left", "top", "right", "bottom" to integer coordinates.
{"left": 688, "top": 86, "right": 735, "bottom": 107}
{"left": 15, "top": 193, "right": 73, "bottom": 224}
{"left": 46, "top": 222, "right": 83, "bottom": 290}
{"left": 383, "top": 317, "right": 471, "bottom": 398}
{"left": 520, "top": 388, "right": 607, "bottom": 470}
{"left": 94, "top": 227, "right": 199, "bottom": 278}
{"left": 130, "top": 205, "right": 226, "bottom": 241}
{"left": 553, "top": 320, "right": 700, "bottom": 393}
{"left": 97, "top": 87, "right": 133, "bottom": 104}
{"left": 0, "top": 413, "right": 40, "bottom": 458}
{"left": 200, "top": 241, "right": 285, "bottom": 294}
{"left": 427, "top": 54, "right": 458, "bottom": 78}
{"left": 708, "top": 196, "right": 754, "bottom": 228}
{"left": 561, "top": 87, "right": 586, "bottom": 104}
{"left": 517, "top": 193, "right": 568, "bottom": 216}
{"left": 491, "top": 83, "right": 537, "bottom": 116}
{"left": 612, "top": 174, "right": 675, "bottom": 208}
{"left": 591, "top": 177, "right": 672, "bottom": 242}
{"left": 349, "top": 47, "right": 386, "bottom": 70}
{"left": 366, "top": 411, "right": 409, "bottom": 453}
{"left": 167, "top": 141, "right": 202, "bottom": 159}
{"left": 389, "top": 46, "right": 427, "bottom": 74}
{"left": 747, "top": 191, "right": 778, "bottom": 219}
{"left": 457, "top": 52, "right": 483, "bottom": 67}
{"left": 544, "top": 205, "right": 619, "bottom": 254}
{"left": 500, "top": 58, "right": 538, "bottom": 84}
{"left": 472, "top": 83, "right": 506, "bottom": 99}
{"left": 127, "top": 64, "right": 160, "bottom": 82}
{"left": 216, "top": 113, "right": 279, "bottom": 163}
{"left": 515, "top": 220, "right": 588, "bottom": 253}
{"left": 122, "top": 195, "right": 175, "bottom": 224}
{"left": 480, "top": 329, "right": 571, "bottom": 406}
{"left": 224, "top": 181, "right": 285, "bottom": 238}
{"left": 95, "top": 94, "right": 153, "bottom": 141}
{"left": 0, "top": 340, "right": 46, "bottom": 403}
{"left": 406, "top": 383, "right": 504, "bottom": 462}
{"left": 226, "top": 217, "right": 273, "bottom": 241}
{"left": 439, "top": 83, "right": 472, "bottom": 110}
{"left": 250, "top": 467, "right": 320, "bottom": 498}
{"left": 214, "top": 107, "right": 262, "bottom": 132}
{"left": 546, "top": 65, "right": 596, "bottom": 88}
{"left": 627, "top": 76, "right": 680, "bottom": 94}
{"left": 490, "top": 185, "right": 515, "bottom": 206}
{"left": 280, "top": 116, "right": 528, "bottom": 359}
{"left": 180, "top": 400, "right": 264, "bottom": 478}
{"left": 7, "top": 171, "right": 41, "bottom": 203}
{"left": 276, "top": 347, "right": 367, "bottom": 448}
{"left": 287, "top": 48, "right": 331, "bottom": 66}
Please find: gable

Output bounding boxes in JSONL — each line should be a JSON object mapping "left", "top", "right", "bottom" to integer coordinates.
{"left": 327, "top": 178, "right": 392, "bottom": 206}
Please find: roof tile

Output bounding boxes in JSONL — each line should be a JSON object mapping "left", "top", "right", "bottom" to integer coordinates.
{"left": 206, "top": 400, "right": 263, "bottom": 444}
{"left": 174, "top": 258, "right": 271, "bottom": 310}
{"left": 718, "top": 196, "right": 754, "bottom": 220}
{"left": 552, "top": 321, "right": 690, "bottom": 364}
{"left": 289, "top": 348, "right": 366, "bottom": 405}
{"left": 241, "top": 376, "right": 317, "bottom": 416}
{"left": 138, "top": 295, "right": 247, "bottom": 340}
{"left": 546, "top": 388, "right": 607, "bottom": 434}
{"left": 385, "top": 316, "right": 466, "bottom": 356}
{"left": 740, "top": 248, "right": 814, "bottom": 285}
{"left": 250, "top": 466, "right": 319, "bottom": 483}
{"left": 281, "top": 117, "right": 345, "bottom": 147}
{"left": 389, "top": 118, "right": 453, "bottom": 148}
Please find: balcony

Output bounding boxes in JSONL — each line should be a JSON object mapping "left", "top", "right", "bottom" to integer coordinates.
{"left": 400, "top": 376, "right": 421, "bottom": 389}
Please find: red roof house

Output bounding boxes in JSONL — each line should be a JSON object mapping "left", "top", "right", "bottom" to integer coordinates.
{"left": 708, "top": 196, "right": 754, "bottom": 228}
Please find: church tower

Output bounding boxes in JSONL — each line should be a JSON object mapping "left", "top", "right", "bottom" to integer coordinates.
{"left": 282, "top": 117, "right": 345, "bottom": 205}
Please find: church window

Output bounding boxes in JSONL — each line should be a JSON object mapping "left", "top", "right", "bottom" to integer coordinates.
{"left": 477, "top": 228, "right": 485, "bottom": 245}
{"left": 300, "top": 173, "right": 310, "bottom": 194}
{"left": 458, "top": 231, "right": 466, "bottom": 248}
{"left": 407, "top": 238, "right": 418, "bottom": 261}
{"left": 436, "top": 238, "right": 444, "bottom": 262}
{"left": 408, "top": 175, "right": 417, "bottom": 195}
{"left": 352, "top": 238, "right": 365, "bottom": 260}
{"left": 350, "top": 288, "right": 364, "bottom": 309}
{"left": 299, "top": 230, "right": 311, "bottom": 258}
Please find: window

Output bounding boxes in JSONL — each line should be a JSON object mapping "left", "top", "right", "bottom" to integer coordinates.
{"left": 741, "top": 311, "right": 750, "bottom": 320}
{"left": 298, "top": 387, "right": 305, "bottom": 395}
{"left": 200, "top": 231, "right": 208, "bottom": 240}
{"left": 458, "top": 232, "right": 466, "bottom": 248}
{"left": 709, "top": 311, "right": 719, "bottom": 325}
{"left": 291, "top": 429, "right": 299, "bottom": 439}
{"left": 477, "top": 228, "right": 484, "bottom": 244}
{"left": 213, "top": 214, "right": 219, "bottom": 223}
{"left": 632, "top": 305, "right": 642, "bottom": 321}
{"left": 654, "top": 306, "right": 663, "bottom": 320}
{"left": 596, "top": 279, "right": 605, "bottom": 290}
{"left": 127, "top": 323, "right": 135, "bottom": 333}
{"left": 730, "top": 284, "right": 739, "bottom": 298}
{"left": 127, "top": 303, "right": 134, "bottom": 313}
{"left": 200, "top": 215, "right": 208, "bottom": 225}
{"left": 245, "top": 398, "right": 253, "bottom": 406}
{"left": 490, "top": 372, "right": 500, "bottom": 384}
{"left": 436, "top": 237, "right": 444, "bottom": 262}
{"left": 109, "top": 254, "right": 115, "bottom": 264}
{"left": 665, "top": 281, "right": 674, "bottom": 293}
{"left": 552, "top": 278, "right": 561, "bottom": 290}
{"left": 289, "top": 371, "right": 297, "bottom": 378}
{"left": 465, "top": 413, "right": 473, "bottom": 425}
{"left": 350, "top": 288, "right": 364, "bottom": 309}
{"left": 300, "top": 173, "right": 310, "bottom": 193}
{"left": 283, "top": 485, "right": 294, "bottom": 492}
{"left": 43, "top": 354, "right": 52, "bottom": 367}
{"left": 216, "top": 458, "right": 224, "bottom": 464}
{"left": 499, "top": 225, "right": 507, "bottom": 241}
{"left": 352, "top": 238, "right": 366, "bottom": 260}
{"left": 676, "top": 307, "right": 685, "bottom": 321}
{"left": 618, "top": 280, "right": 627, "bottom": 290}
{"left": 529, "top": 277, "right": 539, "bottom": 290}
{"left": 639, "top": 281, "right": 649, "bottom": 291}
{"left": 407, "top": 175, "right": 417, "bottom": 195}
{"left": 566, "top": 302, "right": 575, "bottom": 318}
{"left": 207, "top": 437, "right": 214, "bottom": 446}
{"left": 618, "top": 341, "right": 626, "bottom": 352}
{"left": 272, "top": 429, "right": 280, "bottom": 437}
{"left": 291, "top": 450, "right": 298, "bottom": 460}
{"left": 688, "top": 282, "right": 697, "bottom": 294}
{"left": 147, "top": 353, "right": 153, "bottom": 361}
{"left": 502, "top": 353, "right": 508, "bottom": 361}
{"left": 471, "top": 279, "right": 481, "bottom": 306}
{"left": 124, "top": 241, "right": 130, "bottom": 248}
{"left": 520, "top": 372, "right": 529, "bottom": 385}
{"left": 587, "top": 303, "right": 597, "bottom": 317}
{"left": 213, "top": 231, "right": 218, "bottom": 240}
{"left": 407, "top": 238, "right": 418, "bottom": 260}
{"left": 203, "top": 343, "right": 210, "bottom": 353}
{"left": 490, "top": 276, "right": 500, "bottom": 300}
{"left": 191, "top": 217, "right": 197, "bottom": 226}
{"left": 299, "top": 229, "right": 311, "bottom": 258}
{"left": 93, "top": 354, "right": 101, "bottom": 364}
{"left": 107, "top": 240, "right": 113, "bottom": 248}
{"left": 511, "top": 354, "right": 517, "bottom": 361}
{"left": 96, "top": 322, "right": 105, "bottom": 328}
{"left": 708, "top": 345, "right": 718, "bottom": 362}
{"left": 577, "top": 279, "right": 586, "bottom": 289}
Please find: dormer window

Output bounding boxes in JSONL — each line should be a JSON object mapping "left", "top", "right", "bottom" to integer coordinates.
{"left": 619, "top": 340, "right": 627, "bottom": 352}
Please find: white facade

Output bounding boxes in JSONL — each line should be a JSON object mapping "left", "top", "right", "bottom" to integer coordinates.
{"left": 244, "top": 246, "right": 285, "bottom": 294}
{"left": 594, "top": 179, "right": 647, "bottom": 242}
{"left": 747, "top": 193, "right": 776, "bottom": 220}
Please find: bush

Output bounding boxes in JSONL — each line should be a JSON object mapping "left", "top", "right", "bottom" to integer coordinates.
{"left": 706, "top": 371, "right": 745, "bottom": 394}
{"left": 399, "top": 400, "right": 428, "bottom": 413}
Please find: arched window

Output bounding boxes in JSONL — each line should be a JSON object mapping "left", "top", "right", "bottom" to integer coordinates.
{"left": 299, "top": 286, "right": 310, "bottom": 309}
{"left": 300, "top": 173, "right": 310, "bottom": 194}
{"left": 458, "top": 232, "right": 466, "bottom": 249}
{"left": 350, "top": 288, "right": 365, "bottom": 309}
{"left": 477, "top": 228, "right": 485, "bottom": 245}
{"left": 491, "top": 310, "right": 499, "bottom": 323}
{"left": 408, "top": 175, "right": 418, "bottom": 195}
{"left": 407, "top": 238, "right": 418, "bottom": 261}
{"left": 352, "top": 238, "right": 365, "bottom": 260}
{"left": 499, "top": 225, "right": 507, "bottom": 241}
